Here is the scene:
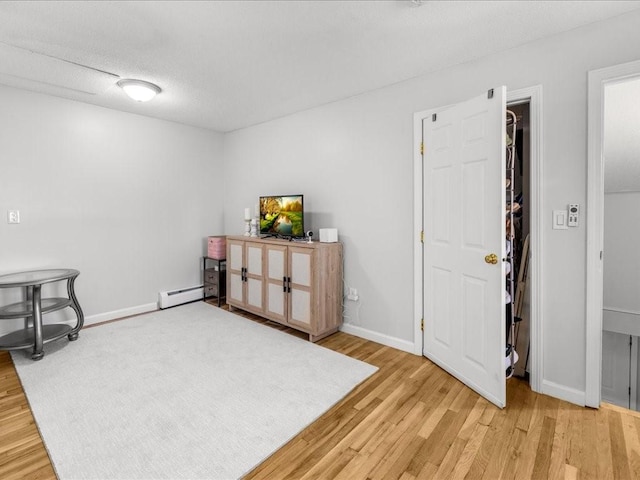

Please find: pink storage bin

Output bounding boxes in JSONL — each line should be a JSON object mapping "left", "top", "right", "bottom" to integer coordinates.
{"left": 207, "top": 236, "right": 227, "bottom": 259}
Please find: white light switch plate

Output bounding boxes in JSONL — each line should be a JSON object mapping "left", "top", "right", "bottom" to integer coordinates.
{"left": 7, "top": 210, "right": 20, "bottom": 224}
{"left": 553, "top": 210, "right": 568, "bottom": 230}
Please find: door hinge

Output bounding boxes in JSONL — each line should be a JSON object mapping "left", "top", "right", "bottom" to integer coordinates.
{"left": 420, "top": 142, "right": 424, "bottom": 155}
{"left": 420, "top": 231, "right": 424, "bottom": 243}
{"left": 421, "top": 318, "right": 424, "bottom": 331}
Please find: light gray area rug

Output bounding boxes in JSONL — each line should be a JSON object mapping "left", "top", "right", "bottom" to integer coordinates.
{"left": 12, "top": 302, "right": 377, "bottom": 480}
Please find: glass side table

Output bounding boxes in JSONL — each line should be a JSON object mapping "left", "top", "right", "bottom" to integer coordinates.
{"left": 0, "top": 269, "right": 84, "bottom": 360}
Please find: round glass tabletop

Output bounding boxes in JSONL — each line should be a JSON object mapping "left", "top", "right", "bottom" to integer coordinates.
{"left": 0, "top": 269, "right": 79, "bottom": 287}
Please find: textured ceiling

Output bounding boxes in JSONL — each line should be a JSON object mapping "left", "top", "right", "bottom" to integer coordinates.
{"left": 1, "top": 1, "right": 640, "bottom": 132}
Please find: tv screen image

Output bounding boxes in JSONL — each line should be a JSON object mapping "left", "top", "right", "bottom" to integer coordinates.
{"left": 259, "top": 195, "right": 304, "bottom": 237}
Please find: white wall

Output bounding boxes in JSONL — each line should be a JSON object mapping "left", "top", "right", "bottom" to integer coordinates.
{"left": 603, "top": 75, "right": 640, "bottom": 334}
{"left": 604, "top": 192, "right": 640, "bottom": 315}
{"left": 224, "top": 91, "right": 417, "bottom": 350}
{"left": 223, "top": 10, "right": 640, "bottom": 399}
{"left": 603, "top": 191, "right": 640, "bottom": 340}
{"left": 0, "top": 85, "right": 224, "bottom": 334}
{"left": 602, "top": 192, "right": 640, "bottom": 410}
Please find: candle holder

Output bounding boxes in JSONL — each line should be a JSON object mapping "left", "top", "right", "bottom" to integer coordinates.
{"left": 244, "top": 219, "right": 251, "bottom": 236}
{"left": 250, "top": 218, "right": 258, "bottom": 237}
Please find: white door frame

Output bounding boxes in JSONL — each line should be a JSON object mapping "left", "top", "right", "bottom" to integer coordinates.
{"left": 585, "top": 59, "right": 640, "bottom": 408}
{"left": 414, "top": 85, "right": 543, "bottom": 393}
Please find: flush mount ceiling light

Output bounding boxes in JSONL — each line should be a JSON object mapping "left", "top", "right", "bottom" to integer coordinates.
{"left": 117, "top": 79, "right": 161, "bottom": 102}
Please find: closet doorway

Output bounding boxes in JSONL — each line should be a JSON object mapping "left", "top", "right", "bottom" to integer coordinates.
{"left": 586, "top": 59, "right": 640, "bottom": 408}
{"left": 413, "top": 86, "right": 541, "bottom": 408}
{"left": 505, "top": 101, "right": 531, "bottom": 381}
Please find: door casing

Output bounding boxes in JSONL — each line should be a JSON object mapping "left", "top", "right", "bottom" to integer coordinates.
{"left": 586, "top": 59, "right": 640, "bottom": 408}
{"left": 413, "top": 85, "right": 543, "bottom": 394}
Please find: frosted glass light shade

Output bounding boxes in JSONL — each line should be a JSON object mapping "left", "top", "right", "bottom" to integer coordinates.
{"left": 117, "top": 79, "right": 161, "bottom": 102}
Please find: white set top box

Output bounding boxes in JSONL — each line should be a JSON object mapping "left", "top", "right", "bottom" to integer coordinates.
{"left": 319, "top": 228, "right": 338, "bottom": 243}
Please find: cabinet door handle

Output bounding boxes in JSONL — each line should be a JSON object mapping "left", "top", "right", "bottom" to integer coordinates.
{"left": 283, "top": 276, "right": 287, "bottom": 292}
{"left": 287, "top": 276, "right": 291, "bottom": 293}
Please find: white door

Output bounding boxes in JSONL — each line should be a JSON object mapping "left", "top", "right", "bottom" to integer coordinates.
{"left": 422, "top": 87, "right": 507, "bottom": 407}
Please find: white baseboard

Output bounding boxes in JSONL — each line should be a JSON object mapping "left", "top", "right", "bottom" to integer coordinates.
{"left": 541, "top": 379, "right": 586, "bottom": 407}
{"left": 339, "top": 323, "right": 417, "bottom": 354}
{"left": 83, "top": 303, "right": 158, "bottom": 327}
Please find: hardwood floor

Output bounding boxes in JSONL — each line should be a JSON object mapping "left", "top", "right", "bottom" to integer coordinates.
{"left": 0, "top": 351, "right": 56, "bottom": 480}
{"left": 2, "top": 303, "right": 640, "bottom": 479}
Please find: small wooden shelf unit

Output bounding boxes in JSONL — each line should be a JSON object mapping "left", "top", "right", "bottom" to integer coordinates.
{"left": 226, "top": 235, "right": 343, "bottom": 342}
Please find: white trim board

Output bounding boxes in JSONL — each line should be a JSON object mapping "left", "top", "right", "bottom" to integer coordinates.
{"left": 32, "top": 303, "right": 158, "bottom": 329}
{"left": 542, "top": 380, "right": 587, "bottom": 407}
{"left": 413, "top": 85, "right": 543, "bottom": 394}
{"left": 339, "top": 323, "right": 415, "bottom": 354}
{"left": 83, "top": 303, "right": 158, "bottom": 327}
{"left": 586, "top": 59, "right": 640, "bottom": 408}
{"left": 603, "top": 308, "right": 640, "bottom": 337}
{"left": 508, "top": 85, "right": 543, "bottom": 394}
{"left": 413, "top": 106, "right": 425, "bottom": 357}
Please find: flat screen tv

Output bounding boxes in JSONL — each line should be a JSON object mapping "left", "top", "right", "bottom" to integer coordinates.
{"left": 259, "top": 195, "right": 304, "bottom": 238}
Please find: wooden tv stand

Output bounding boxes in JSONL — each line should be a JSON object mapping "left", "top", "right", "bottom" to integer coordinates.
{"left": 225, "top": 236, "right": 342, "bottom": 342}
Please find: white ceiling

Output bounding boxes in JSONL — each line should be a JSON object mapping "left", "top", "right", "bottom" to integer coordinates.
{"left": 1, "top": 1, "right": 640, "bottom": 132}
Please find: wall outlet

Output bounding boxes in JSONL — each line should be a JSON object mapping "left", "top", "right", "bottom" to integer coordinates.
{"left": 347, "top": 288, "right": 359, "bottom": 302}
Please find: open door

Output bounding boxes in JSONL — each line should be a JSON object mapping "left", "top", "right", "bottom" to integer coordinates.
{"left": 422, "top": 87, "right": 507, "bottom": 407}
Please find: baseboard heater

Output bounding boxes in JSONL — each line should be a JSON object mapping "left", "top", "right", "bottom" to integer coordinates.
{"left": 158, "top": 285, "right": 203, "bottom": 309}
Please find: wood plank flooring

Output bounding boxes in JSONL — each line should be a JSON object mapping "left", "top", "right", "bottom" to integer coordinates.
{"left": 0, "top": 350, "right": 56, "bottom": 480}
{"left": 2, "top": 303, "right": 640, "bottom": 479}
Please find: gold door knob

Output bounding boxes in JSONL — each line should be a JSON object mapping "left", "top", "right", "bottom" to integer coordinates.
{"left": 484, "top": 253, "right": 498, "bottom": 264}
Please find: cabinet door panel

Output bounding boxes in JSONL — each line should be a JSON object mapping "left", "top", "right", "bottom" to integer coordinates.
{"left": 290, "top": 289, "right": 311, "bottom": 327}
{"left": 268, "top": 248, "right": 285, "bottom": 280}
{"left": 247, "top": 244, "right": 263, "bottom": 276}
{"left": 229, "top": 243, "right": 243, "bottom": 271}
{"left": 291, "top": 251, "right": 311, "bottom": 287}
{"left": 229, "top": 272, "right": 244, "bottom": 304}
{"left": 265, "top": 245, "right": 287, "bottom": 322}
{"left": 227, "top": 241, "right": 245, "bottom": 307}
{"left": 288, "top": 247, "right": 313, "bottom": 329}
{"left": 268, "top": 284, "right": 286, "bottom": 317}
{"left": 246, "top": 278, "right": 263, "bottom": 310}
